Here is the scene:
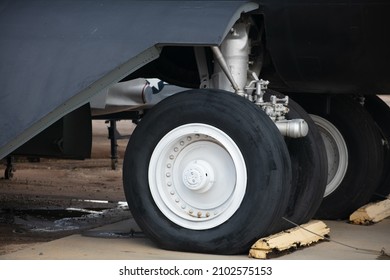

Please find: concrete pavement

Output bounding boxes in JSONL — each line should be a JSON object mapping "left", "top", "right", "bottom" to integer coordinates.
{"left": 1, "top": 217, "right": 389, "bottom": 260}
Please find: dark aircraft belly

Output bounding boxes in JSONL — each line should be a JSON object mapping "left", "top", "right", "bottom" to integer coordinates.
{"left": 262, "top": 0, "right": 390, "bottom": 94}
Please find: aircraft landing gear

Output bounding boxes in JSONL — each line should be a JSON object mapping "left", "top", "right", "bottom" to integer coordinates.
{"left": 4, "top": 156, "right": 15, "bottom": 180}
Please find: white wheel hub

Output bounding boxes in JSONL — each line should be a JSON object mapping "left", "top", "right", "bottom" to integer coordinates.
{"left": 148, "top": 123, "right": 247, "bottom": 230}
{"left": 310, "top": 115, "right": 348, "bottom": 197}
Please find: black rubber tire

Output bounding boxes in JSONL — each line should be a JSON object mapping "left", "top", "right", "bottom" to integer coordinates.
{"left": 364, "top": 95, "right": 390, "bottom": 200}
{"left": 283, "top": 99, "right": 328, "bottom": 226}
{"left": 290, "top": 94, "right": 384, "bottom": 219}
{"left": 4, "top": 166, "right": 14, "bottom": 180}
{"left": 265, "top": 90, "right": 328, "bottom": 231}
{"left": 123, "top": 89, "right": 292, "bottom": 254}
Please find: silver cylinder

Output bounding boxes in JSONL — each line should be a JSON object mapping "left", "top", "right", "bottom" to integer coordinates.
{"left": 211, "top": 22, "right": 250, "bottom": 93}
{"left": 275, "top": 119, "right": 309, "bottom": 138}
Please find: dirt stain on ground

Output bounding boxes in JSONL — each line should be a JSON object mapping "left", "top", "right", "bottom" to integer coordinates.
{"left": 0, "top": 120, "right": 134, "bottom": 255}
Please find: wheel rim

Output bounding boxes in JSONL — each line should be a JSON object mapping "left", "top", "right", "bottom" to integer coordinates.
{"left": 148, "top": 123, "right": 247, "bottom": 230}
{"left": 310, "top": 115, "right": 348, "bottom": 197}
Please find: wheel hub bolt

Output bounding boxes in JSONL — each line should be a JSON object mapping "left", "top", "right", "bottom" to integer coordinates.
{"left": 182, "top": 160, "right": 215, "bottom": 193}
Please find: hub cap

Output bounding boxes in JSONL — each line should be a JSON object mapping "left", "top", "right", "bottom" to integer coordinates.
{"left": 148, "top": 123, "right": 247, "bottom": 230}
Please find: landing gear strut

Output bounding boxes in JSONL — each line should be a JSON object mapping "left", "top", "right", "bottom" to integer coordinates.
{"left": 107, "top": 120, "right": 130, "bottom": 170}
